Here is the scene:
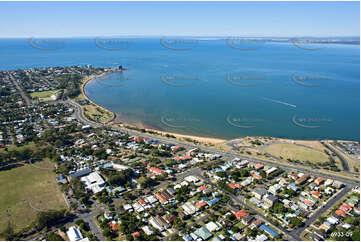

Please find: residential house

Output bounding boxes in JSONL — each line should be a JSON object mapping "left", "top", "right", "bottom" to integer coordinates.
{"left": 194, "top": 227, "right": 212, "bottom": 241}
{"left": 314, "top": 177, "right": 324, "bottom": 185}
{"left": 253, "top": 188, "right": 268, "bottom": 200}
{"left": 264, "top": 194, "right": 278, "bottom": 207}
{"left": 205, "top": 221, "right": 222, "bottom": 232}
{"left": 296, "top": 174, "right": 309, "bottom": 185}
{"left": 241, "top": 214, "right": 254, "bottom": 225}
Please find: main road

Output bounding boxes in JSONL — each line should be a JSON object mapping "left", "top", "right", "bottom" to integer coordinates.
{"left": 64, "top": 98, "right": 359, "bottom": 187}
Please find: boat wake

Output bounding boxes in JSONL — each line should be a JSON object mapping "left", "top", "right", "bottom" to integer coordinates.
{"left": 261, "top": 97, "right": 297, "bottom": 108}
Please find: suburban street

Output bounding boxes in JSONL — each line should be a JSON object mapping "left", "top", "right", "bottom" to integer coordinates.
{"left": 290, "top": 185, "right": 353, "bottom": 239}
{"left": 63, "top": 98, "right": 359, "bottom": 241}
{"left": 10, "top": 74, "right": 31, "bottom": 106}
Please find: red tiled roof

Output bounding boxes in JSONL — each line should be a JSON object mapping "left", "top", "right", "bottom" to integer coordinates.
{"left": 149, "top": 167, "right": 164, "bottom": 174}
{"left": 311, "top": 191, "right": 321, "bottom": 198}
{"left": 234, "top": 210, "right": 248, "bottom": 219}
{"left": 250, "top": 171, "right": 262, "bottom": 180}
{"left": 335, "top": 209, "right": 346, "bottom": 217}
{"left": 138, "top": 198, "right": 147, "bottom": 205}
{"left": 198, "top": 185, "right": 207, "bottom": 191}
{"left": 339, "top": 203, "right": 352, "bottom": 213}
{"left": 171, "top": 145, "right": 183, "bottom": 151}
{"left": 228, "top": 184, "right": 237, "bottom": 189}
{"left": 302, "top": 199, "right": 314, "bottom": 206}
{"left": 132, "top": 231, "right": 140, "bottom": 238}
{"left": 314, "top": 177, "right": 324, "bottom": 185}
{"left": 155, "top": 193, "right": 168, "bottom": 204}
{"left": 134, "top": 136, "right": 148, "bottom": 142}
{"left": 197, "top": 200, "right": 207, "bottom": 208}
{"left": 109, "top": 222, "right": 120, "bottom": 231}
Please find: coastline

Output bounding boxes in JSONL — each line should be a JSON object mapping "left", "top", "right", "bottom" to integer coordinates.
{"left": 81, "top": 73, "right": 227, "bottom": 144}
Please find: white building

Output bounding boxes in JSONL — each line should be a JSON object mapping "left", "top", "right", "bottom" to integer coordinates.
{"left": 142, "top": 225, "right": 153, "bottom": 235}
{"left": 66, "top": 226, "right": 89, "bottom": 241}
{"left": 205, "top": 221, "right": 222, "bottom": 232}
{"left": 149, "top": 217, "right": 164, "bottom": 232}
{"left": 182, "top": 202, "right": 198, "bottom": 215}
{"left": 184, "top": 175, "right": 199, "bottom": 183}
{"left": 80, "top": 172, "right": 105, "bottom": 194}
{"left": 145, "top": 195, "right": 158, "bottom": 204}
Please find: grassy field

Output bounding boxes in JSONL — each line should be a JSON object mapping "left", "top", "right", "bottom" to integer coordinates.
{"left": 264, "top": 143, "right": 329, "bottom": 163}
{"left": 0, "top": 160, "right": 67, "bottom": 232}
{"left": 30, "top": 90, "right": 60, "bottom": 99}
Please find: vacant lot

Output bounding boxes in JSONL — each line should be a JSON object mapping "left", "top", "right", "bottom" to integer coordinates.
{"left": 0, "top": 160, "right": 66, "bottom": 232}
{"left": 264, "top": 143, "right": 329, "bottom": 163}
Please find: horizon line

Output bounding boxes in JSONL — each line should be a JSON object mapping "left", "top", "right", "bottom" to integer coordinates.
{"left": 0, "top": 35, "right": 360, "bottom": 39}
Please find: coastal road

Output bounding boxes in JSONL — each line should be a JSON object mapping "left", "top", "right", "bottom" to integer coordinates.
{"left": 63, "top": 100, "right": 102, "bottom": 128}
{"left": 65, "top": 99, "right": 359, "bottom": 187}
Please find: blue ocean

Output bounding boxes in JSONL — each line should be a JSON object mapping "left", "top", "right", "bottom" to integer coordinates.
{"left": 0, "top": 38, "right": 359, "bottom": 140}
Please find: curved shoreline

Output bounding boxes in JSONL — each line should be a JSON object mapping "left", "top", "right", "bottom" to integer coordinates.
{"left": 81, "top": 73, "right": 116, "bottom": 124}
{"left": 81, "top": 73, "right": 358, "bottom": 144}
{"left": 82, "top": 73, "right": 226, "bottom": 144}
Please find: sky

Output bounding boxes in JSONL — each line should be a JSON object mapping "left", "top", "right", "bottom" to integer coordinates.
{"left": 0, "top": 1, "right": 359, "bottom": 37}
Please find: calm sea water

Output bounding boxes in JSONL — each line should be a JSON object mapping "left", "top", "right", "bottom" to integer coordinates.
{"left": 0, "top": 38, "right": 359, "bottom": 140}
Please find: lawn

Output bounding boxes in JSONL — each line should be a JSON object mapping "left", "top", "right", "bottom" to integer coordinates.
{"left": 71, "top": 75, "right": 115, "bottom": 124}
{"left": 0, "top": 160, "right": 67, "bottom": 233}
{"left": 264, "top": 143, "right": 329, "bottom": 163}
{"left": 30, "top": 89, "right": 60, "bottom": 99}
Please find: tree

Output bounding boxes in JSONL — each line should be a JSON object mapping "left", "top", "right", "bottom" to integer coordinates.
{"left": 272, "top": 202, "right": 286, "bottom": 214}
{"left": 35, "top": 210, "right": 66, "bottom": 230}
{"left": 289, "top": 217, "right": 303, "bottom": 227}
{"left": 45, "top": 232, "right": 64, "bottom": 241}
{"left": 227, "top": 213, "right": 236, "bottom": 221}
{"left": 102, "top": 227, "right": 112, "bottom": 238}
